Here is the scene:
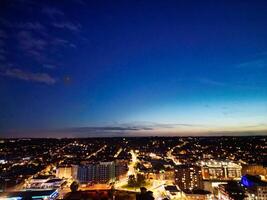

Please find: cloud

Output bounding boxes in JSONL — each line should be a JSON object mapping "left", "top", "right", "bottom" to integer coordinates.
{"left": 1, "top": 19, "right": 46, "bottom": 31}
{"left": 43, "top": 64, "right": 56, "bottom": 69}
{"left": 53, "top": 122, "right": 206, "bottom": 136}
{"left": 52, "top": 38, "right": 76, "bottom": 48}
{"left": 0, "top": 68, "right": 56, "bottom": 84}
{"left": 3, "top": 126, "right": 266, "bottom": 138}
{"left": 52, "top": 22, "right": 81, "bottom": 32}
{"left": 60, "top": 126, "right": 154, "bottom": 132}
{"left": 119, "top": 121, "right": 204, "bottom": 129}
{"left": 42, "top": 7, "right": 64, "bottom": 18}
{"left": 76, "top": 0, "right": 87, "bottom": 5}
{"left": 17, "top": 30, "right": 47, "bottom": 61}
{"left": 17, "top": 22, "right": 46, "bottom": 31}
{"left": 18, "top": 31, "right": 47, "bottom": 51}
{"left": 205, "top": 130, "right": 267, "bottom": 137}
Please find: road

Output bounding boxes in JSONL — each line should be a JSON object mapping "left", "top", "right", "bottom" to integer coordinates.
{"left": 114, "top": 150, "right": 138, "bottom": 190}
{"left": 166, "top": 141, "right": 187, "bottom": 165}
{"left": 114, "top": 148, "right": 123, "bottom": 158}
{"left": 86, "top": 145, "right": 107, "bottom": 159}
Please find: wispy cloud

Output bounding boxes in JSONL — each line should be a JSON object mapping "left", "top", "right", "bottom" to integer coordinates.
{"left": 18, "top": 31, "right": 47, "bottom": 50}
{"left": 119, "top": 121, "right": 204, "bottom": 128}
{"left": 42, "top": 7, "right": 64, "bottom": 18}
{"left": 0, "top": 19, "right": 45, "bottom": 31}
{"left": 72, "top": 0, "right": 87, "bottom": 6}
{"left": 0, "top": 68, "right": 56, "bottom": 84}
{"left": 17, "top": 22, "right": 46, "bottom": 31}
{"left": 61, "top": 126, "right": 154, "bottom": 132}
{"left": 17, "top": 30, "right": 47, "bottom": 61}
{"left": 52, "top": 38, "right": 76, "bottom": 48}
{"left": 42, "top": 64, "right": 56, "bottom": 69}
{"left": 0, "top": 5, "right": 81, "bottom": 85}
{"left": 52, "top": 22, "right": 81, "bottom": 32}
{"left": 3, "top": 123, "right": 266, "bottom": 138}
{"left": 54, "top": 122, "right": 206, "bottom": 136}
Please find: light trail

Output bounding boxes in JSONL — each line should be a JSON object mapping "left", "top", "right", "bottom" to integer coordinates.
{"left": 86, "top": 145, "right": 107, "bottom": 159}
{"left": 166, "top": 141, "right": 187, "bottom": 165}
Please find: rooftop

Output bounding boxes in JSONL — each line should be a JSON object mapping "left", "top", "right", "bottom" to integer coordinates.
{"left": 0, "top": 189, "right": 58, "bottom": 199}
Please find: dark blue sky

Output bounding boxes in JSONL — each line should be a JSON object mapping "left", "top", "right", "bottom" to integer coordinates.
{"left": 0, "top": 0, "right": 267, "bottom": 137}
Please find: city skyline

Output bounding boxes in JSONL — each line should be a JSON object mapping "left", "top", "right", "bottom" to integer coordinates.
{"left": 0, "top": 0, "right": 267, "bottom": 137}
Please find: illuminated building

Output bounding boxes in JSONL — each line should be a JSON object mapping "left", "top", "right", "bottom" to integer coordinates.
{"left": 56, "top": 165, "right": 78, "bottom": 179}
{"left": 42, "top": 178, "right": 65, "bottom": 189}
{"left": 27, "top": 175, "right": 53, "bottom": 189}
{"left": 184, "top": 189, "right": 212, "bottom": 200}
{"left": 198, "top": 160, "right": 242, "bottom": 180}
{"left": 77, "top": 161, "right": 116, "bottom": 184}
{"left": 175, "top": 165, "right": 203, "bottom": 191}
{"left": 241, "top": 175, "right": 267, "bottom": 200}
{"left": 161, "top": 185, "right": 183, "bottom": 199}
{"left": 218, "top": 181, "right": 246, "bottom": 200}
{"left": 144, "top": 169, "right": 175, "bottom": 181}
{"left": 115, "top": 160, "right": 128, "bottom": 180}
{"left": 26, "top": 175, "right": 65, "bottom": 189}
{"left": 0, "top": 189, "right": 58, "bottom": 200}
{"left": 97, "top": 161, "right": 116, "bottom": 183}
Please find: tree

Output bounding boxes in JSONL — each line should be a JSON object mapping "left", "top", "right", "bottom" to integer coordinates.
{"left": 109, "top": 184, "right": 115, "bottom": 200}
{"left": 136, "top": 173, "right": 145, "bottom": 185}
{"left": 70, "top": 181, "right": 79, "bottom": 192}
{"left": 128, "top": 175, "right": 136, "bottom": 187}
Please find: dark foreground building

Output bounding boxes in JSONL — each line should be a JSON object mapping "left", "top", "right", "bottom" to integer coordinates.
{"left": 63, "top": 190, "right": 136, "bottom": 200}
{"left": 241, "top": 175, "right": 267, "bottom": 200}
{"left": 218, "top": 181, "right": 246, "bottom": 200}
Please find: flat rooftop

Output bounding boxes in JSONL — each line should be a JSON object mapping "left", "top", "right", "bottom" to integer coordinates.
{"left": 0, "top": 189, "right": 57, "bottom": 199}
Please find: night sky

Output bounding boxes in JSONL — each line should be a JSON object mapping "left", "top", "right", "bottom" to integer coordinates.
{"left": 0, "top": 0, "right": 267, "bottom": 137}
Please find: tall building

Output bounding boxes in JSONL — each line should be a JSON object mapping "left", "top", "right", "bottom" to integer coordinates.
{"left": 76, "top": 161, "right": 116, "bottom": 184}
{"left": 175, "top": 165, "right": 203, "bottom": 191}
{"left": 97, "top": 161, "right": 116, "bottom": 183}
{"left": 77, "top": 165, "right": 90, "bottom": 183}
{"left": 115, "top": 160, "right": 128, "bottom": 180}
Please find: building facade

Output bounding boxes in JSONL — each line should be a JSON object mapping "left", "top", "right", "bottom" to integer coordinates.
{"left": 218, "top": 182, "right": 246, "bottom": 200}
{"left": 175, "top": 165, "right": 203, "bottom": 191}
{"left": 198, "top": 161, "right": 242, "bottom": 180}
{"left": 76, "top": 161, "right": 127, "bottom": 184}
{"left": 56, "top": 165, "right": 78, "bottom": 179}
